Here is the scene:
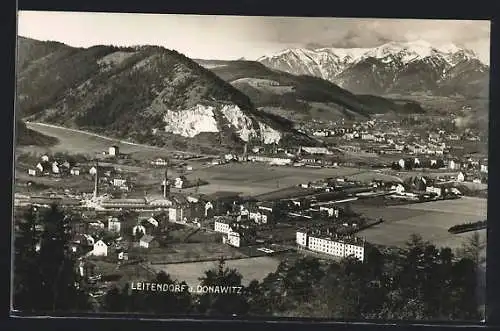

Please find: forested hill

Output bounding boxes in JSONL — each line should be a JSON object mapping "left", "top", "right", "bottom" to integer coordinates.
{"left": 16, "top": 37, "right": 318, "bottom": 151}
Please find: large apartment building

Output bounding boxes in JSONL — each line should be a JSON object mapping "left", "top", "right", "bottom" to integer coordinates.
{"left": 296, "top": 229, "right": 365, "bottom": 262}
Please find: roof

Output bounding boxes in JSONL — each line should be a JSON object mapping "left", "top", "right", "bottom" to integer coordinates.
{"left": 140, "top": 235, "right": 155, "bottom": 243}
{"left": 102, "top": 198, "right": 147, "bottom": 204}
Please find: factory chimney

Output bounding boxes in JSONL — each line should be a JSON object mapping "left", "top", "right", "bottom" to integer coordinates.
{"left": 93, "top": 159, "right": 99, "bottom": 199}
{"left": 163, "top": 166, "right": 169, "bottom": 198}
{"left": 243, "top": 143, "right": 248, "bottom": 161}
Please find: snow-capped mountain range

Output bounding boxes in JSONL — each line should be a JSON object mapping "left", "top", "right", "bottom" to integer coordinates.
{"left": 258, "top": 40, "right": 489, "bottom": 97}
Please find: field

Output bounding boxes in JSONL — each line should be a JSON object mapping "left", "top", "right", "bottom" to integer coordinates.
{"left": 355, "top": 197, "right": 487, "bottom": 250}
{"left": 183, "top": 163, "right": 364, "bottom": 196}
{"left": 149, "top": 256, "right": 281, "bottom": 287}
{"left": 21, "top": 122, "right": 193, "bottom": 160}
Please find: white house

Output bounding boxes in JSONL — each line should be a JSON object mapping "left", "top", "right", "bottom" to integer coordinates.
{"left": 28, "top": 169, "right": 37, "bottom": 176}
{"left": 92, "top": 240, "right": 108, "bottom": 257}
{"left": 457, "top": 172, "right": 465, "bottom": 182}
{"left": 296, "top": 231, "right": 308, "bottom": 246}
{"left": 224, "top": 230, "right": 241, "bottom": 247}
{"left": 139, "top": 235, "right": 158, "bottom": 249}
{"left": 414, "top": 158, "right": 420, "bottom": 167}
{"left": 151, "top": 158, "right": 168, "bottom": 166}
{"left": 52, "top": 162, "right": 60, "bottom": 174}
{"left": 449, "top": 160, "right": 460, "bottom": 170}
{"left": 107, "top": 217, "right": 121, "bottom": 233}
{"left": 214, "top": 219, "right": 231, "bottom": 234}
{"left": 426, "top": 186, "right": 442, "bottom": 197}
{"left": 392, "top": 183, "right": 405, "bottom": 194}
{"left": 204, "top": 201, "right": 214, "bottom": 216}
{"left": 117, "top": 251, "right": 129, "bottom": 261}
{"left": 109, "top": 145, "right": 119, "bottom": 156}
{"left": 41, "top": 155, "right": 50, "bottom": 162}
{"left": 147, "top": 217, "right": 159, "bottom": 228}
{"left": 168, "top": 207, "right": 185, "bottom": 223}
{"left": 398, "top": 159, "right": 405, "bottom": 169}
{"left": 36, "top": 162, "right": 44, "bottom": 172}
{"left": 174, "top": 177, "right": 185, "bottom": 189}
{"left": 248, "top": 211, "right": 268, "bottom": 224}
{"left": 319, "top": 207, "right": 340, "bottom": 218}
{"left": 113, "top": 178, "right": 127, "bottom": 187}
{"left": 70, "top": 168, "right": 80, "bottom": 176}
{"left": 89, "top": 166, "right": 97, "bottom": 175}
{"left": 481, "top": 164, "right": 488, "bottom": 173}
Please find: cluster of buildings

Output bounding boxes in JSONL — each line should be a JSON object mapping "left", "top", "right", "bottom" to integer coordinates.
{"left": 296, "top": 228, "right": 365, "bottom": 261}
{"left": 27, "top": 154, "right": 80, "bottom": 177}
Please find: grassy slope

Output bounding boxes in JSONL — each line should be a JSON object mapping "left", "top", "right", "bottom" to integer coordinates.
{"left": 196, "top": 59, "right": 425, "bottom": 120}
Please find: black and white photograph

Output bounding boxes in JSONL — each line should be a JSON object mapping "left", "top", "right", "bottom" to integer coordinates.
{"left": 12, "top": 11, "right": 489, "bottom": 321}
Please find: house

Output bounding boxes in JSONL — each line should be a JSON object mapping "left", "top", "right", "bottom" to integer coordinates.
{"left": 89, "top": 166, "right": 114, "bottom": 177}
{"left": 168, "top": 206, "right": 185, "bottom": 223}
{"left": 51, "top": 162, "right": 60, "bottom": 174}
{"left": 214, "top": 218, "right": 231, "bottom": 234}
{"left": 204, "top": 201, "right": 214, "bottom": 217}
{"left": 91, "top": 240, "right": 108, "bottom": 257}
{"left": 36, "top": 162, "right": 45, "bottom": 173}
{"left": 391, "top": 184, "right": 405, "bottom": 194}
{"left": 107, "top": 217, "right": 121, "bottom": 233}
{"left": 224, "top": 230, "right": 242, "bottom": 247}
{"left": 41, "top": 154, "right": 50, "bottom": 162}
{"left": 139, "top": 235, "right": 159, "bottom": 249}
{"left": 248, "top": 211, "right": 268, "bottom": 224}
{"left": 481, "top": 164, "right": 488, "bottom": 173}
{"left": 398, "top": 159, "right": 405, "bottom": 169}
{"left": 174, "top": 176, "right": 187, "bottom": 189}
{"left": 70, "top": 167, "right": 80, "bottom": 176}
{"left": 112, "top": 178, "right": 127, "bottom": 187}
{"left": 151, "top": 158, "right": 168, "bottom": 167}
{"left": 319, "top": 207, "right": 340, "bottom": 218}
{"left": 457, "top": 172, "right": 465, "bottom": 182}
{"left": 117, "top": 250, "right": 129, "bottom": 261}
{"left": 449, "top": 160, "right": 460, "bottom": 170}
{"left": 146, "top": 217, "right": 159, "bottom": 228}
{"left": 28, "top": 169, "right": 37, "bottom": 176}
{"left": 426, "top": 186, "right": 442, "bottom": 197}
{"left": 109, "top": 145, "right": 119, "bottom": 156}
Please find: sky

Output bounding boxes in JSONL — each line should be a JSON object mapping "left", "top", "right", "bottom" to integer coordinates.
{"left": 17, "top": 11, "right": 491, "bottom": 64}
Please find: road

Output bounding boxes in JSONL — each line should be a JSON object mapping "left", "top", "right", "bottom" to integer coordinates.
{"left": 26, "top": 122, "right": 218, "bottom": 157}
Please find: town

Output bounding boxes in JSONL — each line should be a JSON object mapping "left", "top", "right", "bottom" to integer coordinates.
{"left": 13, "top": 113, "right": 488, "bottom": 303}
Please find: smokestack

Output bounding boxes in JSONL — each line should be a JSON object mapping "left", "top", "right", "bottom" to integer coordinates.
{"left": 163, "top": 166, "right": 169, "bottom": 199}
{"left": 93, "top": 159, "right": 99, "bottom": 199}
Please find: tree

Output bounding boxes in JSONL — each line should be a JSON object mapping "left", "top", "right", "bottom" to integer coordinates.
{"left": 13, "top": 204, "right": 90, "bottom": 312}
{"left": 13, "top": 207, "right": 43, "bottom": 312}
{"left": 197, "top": 257, "right": 249, "bottom": 316}
{"left": 457, "top": 232, "right": 484, "bottom": 266}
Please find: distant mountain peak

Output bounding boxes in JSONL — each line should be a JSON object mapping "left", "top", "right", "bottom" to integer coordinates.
{"left": 257, "top": 40, "right": 488, "bottom": 98}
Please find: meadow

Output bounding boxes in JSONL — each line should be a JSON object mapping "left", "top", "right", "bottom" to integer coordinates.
{"left": 355, "top": 197, "right": 487, "bottom": 250}
{"left": 149, "top": 256, "right": 281, "bottom": 287}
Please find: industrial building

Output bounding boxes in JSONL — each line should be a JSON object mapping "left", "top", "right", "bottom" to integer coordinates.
{"left": 296, "top": 229, "right": 365, "bottom": 261}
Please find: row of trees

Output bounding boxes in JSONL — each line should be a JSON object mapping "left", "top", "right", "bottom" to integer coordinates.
{"left": 13, "top": 205, "right": 485, "bottom": 320}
